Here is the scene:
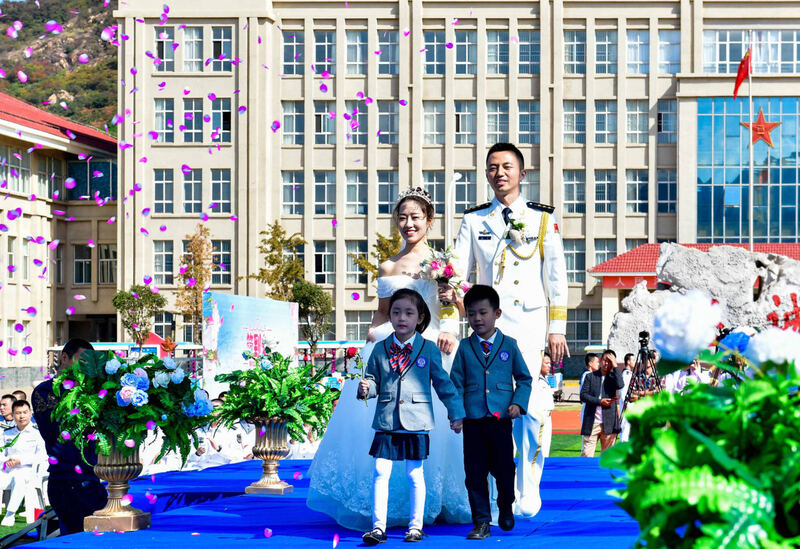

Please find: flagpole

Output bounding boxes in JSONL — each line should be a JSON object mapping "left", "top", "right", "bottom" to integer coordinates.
{"left": 748, "top": 30, "right": 754, "bottom": 252}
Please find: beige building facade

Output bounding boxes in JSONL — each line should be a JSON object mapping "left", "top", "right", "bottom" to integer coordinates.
{"left": 113, "top": 0, "right": 800, "bottom": 362}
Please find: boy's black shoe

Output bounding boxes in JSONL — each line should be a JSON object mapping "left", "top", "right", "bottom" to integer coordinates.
{"left": 498, "top": 506, "right": 515, "bottom": 531}
{"left": 363, "top": 528, "right": 387, "bottom": 545}
{"left": 467, "top": 522, "right": 491, "bottom": 540}
{"left": 404, "top": 528, "right": 428, "bottom": 542}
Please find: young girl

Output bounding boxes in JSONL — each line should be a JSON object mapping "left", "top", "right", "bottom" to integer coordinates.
{"left": 357, "top": 288, "right": 465, "bottom": 544}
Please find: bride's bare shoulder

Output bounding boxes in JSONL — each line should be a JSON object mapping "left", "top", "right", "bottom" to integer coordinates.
{"left": 378, "top": 259, "right": 395, "bottom": 278}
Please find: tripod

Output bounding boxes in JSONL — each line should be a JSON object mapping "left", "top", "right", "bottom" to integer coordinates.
{"left": 620, "top": 332, "right": 662, "bottom": 417}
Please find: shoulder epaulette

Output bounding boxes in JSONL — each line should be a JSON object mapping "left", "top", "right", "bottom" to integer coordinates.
{"left": 526, "top": 201, "right": 555, "bottom": 213}
{"left": 463, "top": 202, "right": 492, "bottom": 214}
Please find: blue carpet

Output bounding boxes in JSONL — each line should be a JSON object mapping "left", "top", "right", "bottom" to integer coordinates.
{"left": 29, "top": 458, "right": 639, "bottom": 548}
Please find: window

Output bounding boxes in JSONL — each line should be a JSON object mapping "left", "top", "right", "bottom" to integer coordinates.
{"left": 487, "top": 101, "right": 509, "bottom": 143}
{"left": 282, "top": 101, "right": 304, "bottom": 145}
{"left": 424, "top": 30, "right": 445, "bottom": 75}
{"left": 282, "top": 171, "right": 304, "bottom": 215}
{"left": 211, "top": 169, "right": 231, "bottom": 213}
{"left": 455, "top": 30, "right": 477, "bottom": 75}
{"left": 346, "top": 171, "right": 367, "bottom": 215}
{"left": 487, "top": 30, "right": 509, "bottom": 74}
{"left": 183, "top": 169, "right": 202, "bottom": 213}
{"left": 346, "top": 241, "right": 367, "bottom": 284}
{"left": 345, "top": 311, "right": 372, "bottom": 340}
{"left": 183, "top": 98, "right": 203, "bottom": 143}
{"left": 36, "top": 156, "right": 63, "bottom": 198}
{"left": 519, "top": 30, "right": 541, "bottom": 74}
{"left": 657, "top": 99, "right": 677, "bottom": 144}
{"left": 626, "top": 100, "right": 648, "bottom": 144}
{"left": 154, "top": 169, "right": 173, "bottom": 213}
{"left": 564, "top": 100, "right": 586, "bottom": 144}
{"left": 314, "top": 241, "right": 336, "bottom": 285}
{"left": 283, "top": 31, "right": 305, "bottom": 75}
{"left": 563, "top": 170, "right": 586, "bottom": 214}
{"left": 378, "top": 30, "right": 398, "bottom": 74}
{"left": 154, "top": 312, "right": 174, "bottom": 340}
{"left": 154, "top": 99, "right": 174, "bottom": 143}
{"left": 155, "top": 27, "right": 175, "bottom": 71}
{"left": 626, "top": 238, "right": 647, "bottom": 251}
{"left": 315, "top": 101, "right": 336, "bottom": 145}
{"left": 21, "top": 239, "right": 29, "bottom": 280}
{"left": 520, "top": 169, "right": 541, "bottom": 202}
{"left": 211, "top": 240, "right": 231, "bottom": 284}
{"left": 422, "top": 171, "right": 445, "bottom": 215}
{"left": 73, "top": 244, "right": 91, "bottom": 285}
{"left": 0, "top": 146, "right": 31, "bottom": 194}
{"left": 702, "top": 30, "right": 800, "bottom": 74}
{"left": 378, "top": 101, "right": 399, "bottom": 144}
{"left": 595, "top": 170, "right": 617, "bottom": 213}
{"left": 54, "top": 246, "right": 63, "bottom": 285}
{"left": 211, "top": 27, "right": 232, "bottom": 71}
{"left": 566, "top": 309, "right": 602, "bottom": 351}
{"left": 345, "top": 100, "right": 367, "bottom": 145}
{"left": 211, "top": 98, "right": 231, "bottom": 143}
{"left": 315, "top": 30, "right": 336, "bottom": 75}
{"left": 626, "top": 169, "right": 649, "bottom": 213}
{"left": 455, "top": 171, "right": 477, "bottom": 214}
{"left": 182, "top": 314, "right": 195, "bottom": 343}
{"left": 423, "top": 101, "right": 445, "bottom": 145}
{"left": 563, "top": 240, "right": 586, "bottom": 283}
{"left": 346, "top": 30, "right": 367, "bottom": 75}
{"left": 595, "top": 100, "right": 618, "bottom": 144}
{"left": 627, "top": 30, "right": 650, "bottom": 74}
{"left": 658, "top": 30, "right": 680, "bottom": 74}
{"left": 519, "top": 100, "right": 540, "bottom": 145}
{"left": 594, "top": 238, "right": 617, "bottom": 266}
{"left": 564, "top": 31, "right": 586, "bottom": 74}
{"left": 98, "top": 244, "right": 117, "bottom": 285}
{"left": 153, "top": 241, "right": 174, "bottom": 285}
{"left": 596, "top": 30, "right": 618, "bottom": 74}
{"left": 184, "top": 27, "right": 203, "bottom": 71}
{"left": 314, "top": 171, "right": 336, "bottom": 215}
{"left": 377, "top": 171, "right": 398, "bottom": 214}
{"left": 657, "top": 169, "right": 677, "bottom": 213}
{"left": 453, "top": 101, "right": 476, "bottom": 145}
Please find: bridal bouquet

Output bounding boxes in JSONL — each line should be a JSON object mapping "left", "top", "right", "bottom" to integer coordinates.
{"left": 419, "top": 245, "right": 471, "bottom": 299}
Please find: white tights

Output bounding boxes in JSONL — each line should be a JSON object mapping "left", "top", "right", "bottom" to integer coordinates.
{"left": 371, "top": 458, "right": 425, "bottom": 531}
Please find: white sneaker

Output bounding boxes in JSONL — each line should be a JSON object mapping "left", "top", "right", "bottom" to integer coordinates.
{"left": 1, "top": 513, "right": 16, "bottom": 527}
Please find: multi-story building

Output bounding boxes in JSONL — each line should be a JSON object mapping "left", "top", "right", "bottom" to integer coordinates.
{"left": 0, "top": 92, "right": 117, "bottom": 382}
{"left": 114, "top": 0, "right": 800, "bottom": 362}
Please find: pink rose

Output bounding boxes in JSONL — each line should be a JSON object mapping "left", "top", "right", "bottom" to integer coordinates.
{"left": 119, "top": 385, "right": 136, "bottom": 402}
{"left": 443, "top": 264, "right": 455, "bottom": 278}
{"left": 429, "top": 261, "right": 440, "bottom": 271}
{"left": 460, "top": 282, "right": 472, "bottom": 293}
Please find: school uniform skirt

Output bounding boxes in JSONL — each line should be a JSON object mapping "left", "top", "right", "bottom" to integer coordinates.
{"left": 369, "top": 431, "right": 430, "bottom": 461}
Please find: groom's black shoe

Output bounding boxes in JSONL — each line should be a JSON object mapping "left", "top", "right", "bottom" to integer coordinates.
{"left": 467, "top": 522, "right": 491, "bottom": 540}
{"left": 362, "top": 528, "right": 387, "bottom": 545}
{"left": 498, "top": 506, "right": 515, "bottom": 531}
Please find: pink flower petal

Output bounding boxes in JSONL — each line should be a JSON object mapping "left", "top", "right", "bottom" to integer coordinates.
{"left": 98, "top": 389, "right": 108, "bottom": 399}
{"left": 351, "top": 292, "right": 360, "bottom": 301}
{"left": 61, "top": 431, "right": 71, "bottom": 440}
{"left": 264, "top": 528, "right": 273, "bottom": 538}
{"left": 66, "top": 307, "right": 75, "bottom": 316}
{"left": 124, "top": 439, "right": 135, "bottom": 448}
{"left": 73, "top": 294, "right": 86, "bottom": 301}
{"left": 120, "top": 494, "right": 133, "bottom": 506}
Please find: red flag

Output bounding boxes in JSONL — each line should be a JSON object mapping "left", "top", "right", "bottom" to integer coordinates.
{"left": 733, "top": 48, "right": 752, "bottom": 100}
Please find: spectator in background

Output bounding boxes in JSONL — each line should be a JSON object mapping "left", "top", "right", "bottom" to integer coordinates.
{"left": 12, "top": 391, "right": 26, "bottom": 402}
{"left": 531, "top": 352, "right": 555, "bottom": 458}
{"left": 664, "top": 359, "right": 710, "bottom": 394}
{"left": 32, "top": 338, "right": 107, "bottom": 535}
{"left": 186, "top": 400, "right": 251, "bottom": 470}
{"left": 0, "top": 395, "right": 16, "bottom": 430}
{"left": 579, "top": 354, "right": 600, "bottom": 427}
{"left": 0, "top": 400, "right": 47, "bottom": 526}
{"left": 580, "top": 350, "right": 624, "bottom": 457}
{"left": 618, "top": 353, "right": 635, "bottom": 443}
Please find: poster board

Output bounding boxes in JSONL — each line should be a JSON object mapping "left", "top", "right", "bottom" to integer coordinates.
{"left": 202, "top": 292, "right": 299, "bottom": 397}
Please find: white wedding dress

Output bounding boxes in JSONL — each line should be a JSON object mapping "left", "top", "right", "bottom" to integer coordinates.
{"left": 306, "top": 275, "right": 471, "bottom": 530}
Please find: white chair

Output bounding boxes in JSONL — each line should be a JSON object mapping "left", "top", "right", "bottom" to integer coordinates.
{"left": 0, "top": 465, "right": 47, "bottom": 524}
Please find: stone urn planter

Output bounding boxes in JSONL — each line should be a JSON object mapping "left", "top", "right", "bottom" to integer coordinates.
{"left": 244, "top": 417, "right": 293, "bottom": 495}
{"left": 84, "top": 444, "right": 151, "bottom": 532}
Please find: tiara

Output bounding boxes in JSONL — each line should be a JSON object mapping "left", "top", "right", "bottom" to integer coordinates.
{"left": 397, "top": 186, "right": 433, "bottom": 205}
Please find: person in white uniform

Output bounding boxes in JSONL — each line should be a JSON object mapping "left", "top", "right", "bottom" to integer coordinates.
{"left": 530, "top": 352, "right": 556, "bottom": 459}
{"left": 449, "top": 142, "right": 569, "bottom": 518}
{"left": 0, "top": 400, "right": 47, "bottom": 526}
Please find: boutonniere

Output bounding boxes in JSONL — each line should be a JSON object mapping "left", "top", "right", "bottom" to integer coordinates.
{"left": 504, "top": 216, "right": 533, "bottom": 245}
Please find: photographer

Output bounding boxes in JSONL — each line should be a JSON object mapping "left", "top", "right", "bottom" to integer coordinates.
{"left": 580, "top": 350, "right": 624, "bottom": 457}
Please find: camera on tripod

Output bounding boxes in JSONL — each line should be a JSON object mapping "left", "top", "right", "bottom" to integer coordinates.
{"left": 638, "top": 330, "right": 650, "bottom": 349}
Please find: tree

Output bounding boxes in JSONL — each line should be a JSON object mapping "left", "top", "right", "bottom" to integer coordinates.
{"left": 112, "top": 285, "right": 167, "bottom": 349}
{"left": 174, "top": 224, "right": 213, "bottom": 344}
{"left": 292, "top": 279, "right": 333, "bottom": 358}
{"left": 244, "top": 221, "right": 306, "bottom": 301}
{"left": 349, "top": 229, "right": 402, "bottom": 282}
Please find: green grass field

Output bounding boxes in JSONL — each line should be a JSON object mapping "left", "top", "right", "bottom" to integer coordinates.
{"left": 549, "top": 434, "right": 582, "bottom": 457}
{"left": 0, "top": 514, "right": 33, "bottom": 539}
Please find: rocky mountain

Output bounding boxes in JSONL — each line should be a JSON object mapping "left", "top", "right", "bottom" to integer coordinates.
{"left": 0, "top": 0, "right": 117, "bottom": 134}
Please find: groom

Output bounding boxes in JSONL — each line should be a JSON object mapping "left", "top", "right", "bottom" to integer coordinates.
{"left": 445, "top": 142, "right": 569, "bottom": 517}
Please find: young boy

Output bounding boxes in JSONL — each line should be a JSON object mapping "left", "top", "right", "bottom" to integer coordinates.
{"left": 449, "top": 285, "right": 533, "bottom": 540}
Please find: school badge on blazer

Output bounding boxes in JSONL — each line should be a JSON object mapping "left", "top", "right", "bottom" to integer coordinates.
{"left": 499, "top": 351, "right": 510, "bottom": 362}
{"left": 416, "top": 357, "right": 427, "bottom": 368}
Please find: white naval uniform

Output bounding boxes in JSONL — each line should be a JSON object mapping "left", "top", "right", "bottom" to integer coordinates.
{"left": 0, "top": 424, "right": 47, "bottom": 521}
{"left": 447, "top": 195, "right": 568, "bottom": 518}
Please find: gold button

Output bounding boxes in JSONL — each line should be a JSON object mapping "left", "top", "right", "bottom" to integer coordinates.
{"left": 485, "top": 389, "right": 490, "bottom": 394}
{"left": 485, "top": 371, "right": 490, "bottom": 375}
{"left": 514, "top": 300, "right": 520, "bottom": 305}
{"left": 514, "top": 280, "right": 519, "bottom": 285}
{"left": 514, "top": 261, "right": 519, "bottom": 266}
{"left": 399, "top": 399, "right": 404, "bottom": 404}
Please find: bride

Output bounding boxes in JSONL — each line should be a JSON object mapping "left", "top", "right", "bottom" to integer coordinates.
{"left": 307, "top": 187, "right": 471, "bottom": 530}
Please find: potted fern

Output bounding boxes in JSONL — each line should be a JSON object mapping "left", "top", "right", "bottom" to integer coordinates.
{"left": 214, "top": 348, "right": 340, "bottom": 495}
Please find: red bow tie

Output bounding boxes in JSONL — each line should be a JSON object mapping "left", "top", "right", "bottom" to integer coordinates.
{"left": 389, "top": 342, "right": 413, "bottom": 373}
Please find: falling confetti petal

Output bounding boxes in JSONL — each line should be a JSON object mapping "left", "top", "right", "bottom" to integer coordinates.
{"left": 98, "top": 389, "right": 108, "bottom": 398}
{"left": 22, "top": 346, "right": 32, "bottom": 356}
{"left": 146, "top": 421, "right": 156, "bottom": 430}
{"left": 73, "top": 294, "right": 87, "bottom": 301}
{"left": 66, "top": 307, "right": 76, "bottom": 316}
{"left": 264, "top": 528, "right": 273, "bottom": 538}
{"left": 293, "top": 472, "right": 303, "bottom": 480}
{"left": 62, "top": 380, "right": 75, "bottom": 390}
{"left": 87, "top": 433, "right": 97, "bottom": 441}
{"left": 78, "top": 54, "right": 90, "bottom": 63}
{"left": 70, "top": 408, "right": 80, "bottom": 415}
{"left": 48, "top": 457, "right": 59, "bottom": 465}
{"left": 14, "top": 323, "right": 24, "bottom": 333}
{"left": 120, "top": 494, "right": 133, "bottom": 506}
{"left": 124, "top": 439, "right": 135, "bottom": 448}
{"left": 271, "top": 120, "right": 280, "bottom": 132}
{"left": 75, "top": 465, "right": 82, "bottom": 474}
{"left": 61, "top": 431, "right": 71, "bottom": 440}
{"left": 64, "top": 178, "right": 76, "bottom": 189}
{"left": 351, "top": 292, "right": 360, "bottom": 300}
{"left": 333, "top": 533, "right": 340, "bottom": 548}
